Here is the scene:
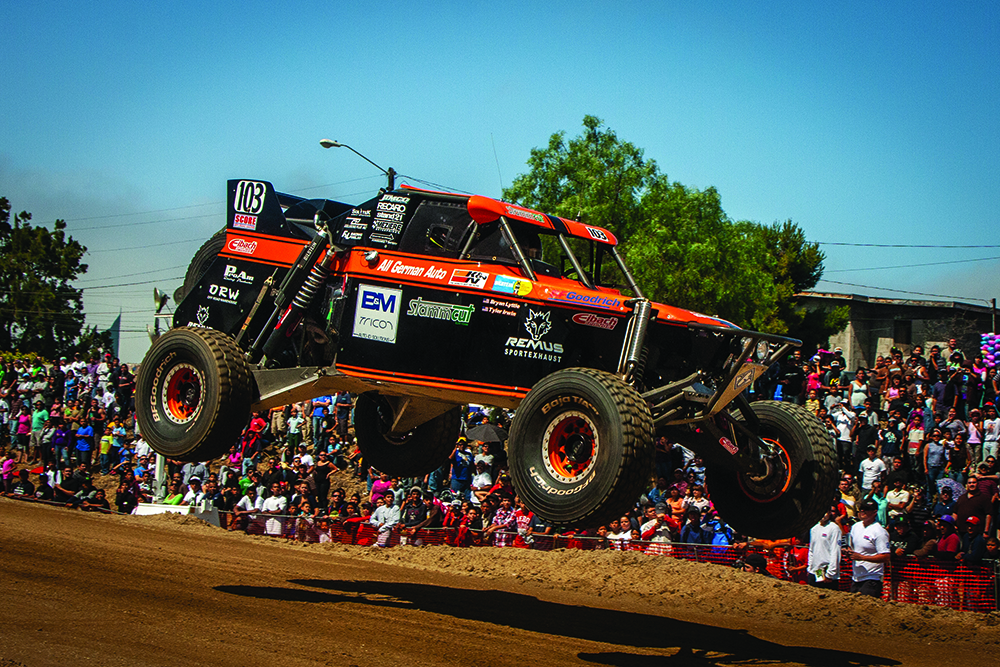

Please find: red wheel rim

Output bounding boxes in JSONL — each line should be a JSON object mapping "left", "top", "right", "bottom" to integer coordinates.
{"left": 542, "top": 411, "right": 598, "bottom": 483}
{"left": 161, "top": 363, "right": 203, "bottom": 425}
{"left": 737, "top": 437, "right": 792, "bottom": 503}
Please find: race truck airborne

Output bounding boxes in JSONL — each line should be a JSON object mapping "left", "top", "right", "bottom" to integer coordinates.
{"left": 136, "top": 174, "right": 837, "bottom": 538}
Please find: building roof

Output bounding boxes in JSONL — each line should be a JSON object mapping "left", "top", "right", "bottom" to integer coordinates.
{"left": 796, "top": 291, "right": 992, "bottom": 314}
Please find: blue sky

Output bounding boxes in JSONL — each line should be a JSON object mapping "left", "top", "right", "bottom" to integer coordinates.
{"left": 2, "top": 1, "right": 998, "bottom": 361}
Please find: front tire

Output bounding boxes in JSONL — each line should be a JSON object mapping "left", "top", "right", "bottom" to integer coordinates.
{"left": 353, "top": 394, "right": 462, "bottom": 477}
{"left": 136, "top": 326, "right": 255, "bottom": 461}
{"left": 508, "top": 368, "right": 654, "bottom": 529}
{"left": 708, "top": 400, "right": 837, "bottom": 539}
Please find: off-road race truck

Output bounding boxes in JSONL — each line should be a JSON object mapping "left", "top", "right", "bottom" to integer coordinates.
{"left": 136, "top": 177, "right": 837, "bottom": 538}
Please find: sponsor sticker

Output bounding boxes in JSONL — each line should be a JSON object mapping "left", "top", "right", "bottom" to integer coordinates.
{"left": 186, "top": 305, "right": 211, "bottom": 328}
{"left": 353, "top": 284, "right": 402, "bottom": 343}
{"left": 734, "top": 368, "right": 755, "bottom": 391}
{"left": 207, "top": 284, "right": 239, "bottom": 305}
{"left": 504, "top": 309, "right": 563, "bottom": 362}
{"left": 406, "top": 297, "right": 473, "bottom": 325}
{"left": 504, "top": 205, "right": 545, "bottom": 224}
{"left": 572, "top": 312, "right": 618, "bottom": 330}
{"left": 492, "top": 274, "right": 533, "bottom": 297}
{"left": 449, "top": 269, "right": 490, "bottom": 289}
{"left": 233, "top": 213, "right": 257, "bottom": 231}
{"left": 223, "top": 265, "right": 254, "bottom": 285}
{"left": 375, "top": 259, "right": 447, "bottom": 280}
{"left": 226, "top": 238, "right": 258, "bottom": 256}
{"left": 548, "top": 289, "right": 620, "bottom": 310}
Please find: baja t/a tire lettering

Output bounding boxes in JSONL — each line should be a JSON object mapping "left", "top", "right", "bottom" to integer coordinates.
{"left": 509, "top": 367, "right": 654, "bottom": 529}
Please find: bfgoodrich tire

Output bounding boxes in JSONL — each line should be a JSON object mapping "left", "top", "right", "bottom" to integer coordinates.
{"left": 508, "top": 368, "right": 654, "bottom": 529}
{"left": 708, "top": 400, "right": 837, "bottom": 539}
{"left": 136, "top": 326, "right": 255, "bottom": 461}
{"left": 353, "top": 394, "right": 462, "bottom": 478}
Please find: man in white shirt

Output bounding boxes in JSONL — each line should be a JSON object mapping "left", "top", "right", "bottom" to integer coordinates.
{"left": 261, "top": 482, "right": 289, "bottom": 536}
{"left": 845, "top": 499, "right": 890, "bottom": 597}
{"left": 858, "top": 446, "right": 886, "bottom": 494}
{"left": 808, "top": 508, "right": 841, "bottom": 589}
{"left": 369, "top": 496, "right": 400, "bottom": 546}
{"left": 983, "top": 405, "right": 1000, "bottom": 460}
{"left": 470, "top": 460, "right": 493, "bottom": 504}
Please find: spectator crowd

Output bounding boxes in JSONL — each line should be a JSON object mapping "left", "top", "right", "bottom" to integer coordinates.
{"left": 3, "top": 334, "right": 1000, "bottom": 604}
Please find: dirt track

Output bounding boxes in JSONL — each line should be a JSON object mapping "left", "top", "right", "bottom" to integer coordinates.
{"left": 2, "top": 499, "right": 997, "bottom": 666}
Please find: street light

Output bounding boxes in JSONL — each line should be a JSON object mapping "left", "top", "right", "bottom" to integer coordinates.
{"left": 319, "top": 138, "right": 396, "bottom": 190}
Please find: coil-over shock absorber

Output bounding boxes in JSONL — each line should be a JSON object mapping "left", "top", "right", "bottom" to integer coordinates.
{"left": 250, "top": 216, "right": 338, "bottom": 365}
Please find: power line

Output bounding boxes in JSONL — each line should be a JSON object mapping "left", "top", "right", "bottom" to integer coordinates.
{"left": 75, "top": 264, "right": 187, "bottom": 284}
{"left": 826, "top": 255, "right": 1000, "bottom": 273}
{"left": 814, "top": 279, "right": 990, "bottom": 302}
{"left": 817, "top": 242, "right": 1000, "bottom": 249}
{"left": 70, "top": 212, "right": 219, "bottom": 232}
{"left": 87, "top": 238, "right": 205, "bottom": 254}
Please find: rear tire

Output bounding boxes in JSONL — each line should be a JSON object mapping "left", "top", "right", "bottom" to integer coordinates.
{"left": 353, "top": 394, "right": 462, "bottom": 477}
{"left": 508, "top": 368, "right": 654, "bottom": 529}
{"left": 174, "top": 229, "right": 226, "bottom": 303}
{"left": 708, "top": 400, "right": 837, "bottom": 539}
{"left": 136, "top": 326, "right": 255, "bottom": 461}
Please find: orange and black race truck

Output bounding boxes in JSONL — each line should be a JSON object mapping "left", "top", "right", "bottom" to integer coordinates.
{"left": 137, "top": 178, "right": 836, "bottom": 536}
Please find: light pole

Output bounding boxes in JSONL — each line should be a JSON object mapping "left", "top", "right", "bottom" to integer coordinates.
{"left": 319, "top": 139, "right": 396, "bottom": 190}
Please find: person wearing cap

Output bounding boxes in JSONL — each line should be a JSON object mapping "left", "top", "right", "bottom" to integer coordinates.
{"left": 845, "top": 498, "right": 890, "bottom": 596}
{"left": 933, "top": 514, "right": 961, "bottom": 559}
{"left": 958, "top": 516, "right": 987, "bottom": 566}
{"left": 859, "top": 445, "right": 886, "bottom": 496}
{"left": 888, "top": 518, "right": 919, "bottom": 557}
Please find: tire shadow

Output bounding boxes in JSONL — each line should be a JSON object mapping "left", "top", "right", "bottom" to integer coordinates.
{"left": 215, "top": 579, "right": 899, "bottom": 667}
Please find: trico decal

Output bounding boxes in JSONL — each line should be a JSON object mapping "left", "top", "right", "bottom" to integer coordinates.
{"left": 492, "top": 274, "right": 532, "bottom": 296}
{"left": 207, "top": 284, "right": 239, "bottom": 305}
{"left": 585, "top": 226, "right": 608, "bottom": 241}
{"left": 232, "top": 213, "right": 257, "bottom": 231}
{"left": 406, "top": 297, "right": 473, "bottom": 325}
{"left": 226, "top": 238, "right": 258, "bottom": 255}
{"left": 528, "top": 465, "right": 595, "bottom": 495}
{"left": 449, "top": 269, "right": 490, "bottom": 289}
{"left": 720, "top": 437, "right": 739, "bottom": 455}
{"left": 504, "top": 309, "right": 563, "bottom": 362}
{"left": 504, "top": 205, "right": 545, "bottom": 224}
{"left": 149, "top": 352, "right": 176, "bottom": 422}
{"left": 380, "top": 194, "right": 410, "bottom": 205}
{"left": 223, "top": 265, "right": 254, "bottom": 285}
{"left": 549, "top": 289, "right": 620, "bottom": 309}
{"left": 541, "top": 395, "right": 597, "bottom": 415}
{"left": 234, "top": 180, "right": 266, "bottom": 215}
{"left": 375, "top": 259, "right": 447, "bottom": 280}
{"left": 572, "top": 313, "right": 618, "bottom": 330}
{"left": 353, "top": 284, "right": 402, "bottom": 343}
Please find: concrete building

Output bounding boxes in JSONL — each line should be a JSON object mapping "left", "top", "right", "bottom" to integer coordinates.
{"left": 795, "top": 291, "right": 996, "bottom": 372}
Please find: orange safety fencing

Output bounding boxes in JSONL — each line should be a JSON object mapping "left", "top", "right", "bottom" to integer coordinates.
{"left": 4, "top": 493, "right": 996, "bottom": 614}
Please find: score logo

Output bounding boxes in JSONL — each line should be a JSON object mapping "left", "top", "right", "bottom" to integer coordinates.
{"left": 353, "top": 284, "right": 402, "bottom": 344}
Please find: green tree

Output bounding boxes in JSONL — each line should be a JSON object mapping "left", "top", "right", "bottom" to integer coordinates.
{"left": 0, "top": 197, "right": 89, "bottom": 358}
{"left": 503, "top": 117, "right": 848, "bottom": 346}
